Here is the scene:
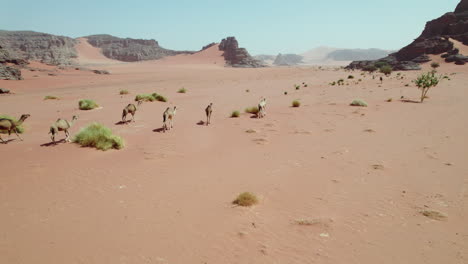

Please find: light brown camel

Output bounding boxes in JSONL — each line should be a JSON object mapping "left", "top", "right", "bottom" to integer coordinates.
{"left": 0, "top": 114, "right": 31, "bottom": 143}
{"left": 163, "top": 106, "right": 177, "bottom": 132}
{"left": 49, "top": 115, "right": 78, "bottom": 143}
{"left": 258, "top": 98, "right": 267, "bottom": 118}
{"left": 122, "top": 100, "right": 143, "bottom": 123}
{"left": 205, "top": 103, "right": 213, "bottom": 125}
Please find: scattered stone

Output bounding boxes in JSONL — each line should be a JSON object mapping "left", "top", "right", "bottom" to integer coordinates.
{"left": 420, "top": 210, "right": 447, "bottom": 221}
{"left": 0, "top": 88, "right": 10, "bottom": 94}
{"left": 92, "top": 69, "right": 110, "bottom": 75}
{"left": 372, "top": 164, "right": 385, "bottom": 170}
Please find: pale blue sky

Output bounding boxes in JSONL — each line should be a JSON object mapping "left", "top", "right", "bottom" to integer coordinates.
{"left": 0, "top": 0, "right": 460, "bottom": 55}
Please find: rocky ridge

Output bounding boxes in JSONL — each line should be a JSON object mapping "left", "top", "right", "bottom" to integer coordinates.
{"left": 85, "top": 35, "right": 194, "bottom": 62}
{"left": 347, "top": 0, "right": 468, "bottom": 70}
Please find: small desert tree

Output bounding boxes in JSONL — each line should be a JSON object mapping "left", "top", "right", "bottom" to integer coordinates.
{"left": 380, "top": 65, "right": 393, "bottom": 76}
{"left": 414, "top": 71, "right": 440, "bottom": 103}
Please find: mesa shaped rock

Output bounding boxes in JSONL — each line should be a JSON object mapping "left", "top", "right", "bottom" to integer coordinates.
{"left": 0, "top": 30, "right": 77, "bottom": 65}
{"left": 85, "top": 35, "right": 194, "bottom": 62}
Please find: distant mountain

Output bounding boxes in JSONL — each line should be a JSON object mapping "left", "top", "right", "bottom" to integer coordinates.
{"left": 253, "top": 55, "right": 276, "bottom": 65}
{"left": 273, "top": 53, "right": 303, "bottom": 65}
{"left": 254, "top": 47, "right": 392, "bottom": 66}
{"left": 326, "top": 49, "right": 392, "bottom": 61}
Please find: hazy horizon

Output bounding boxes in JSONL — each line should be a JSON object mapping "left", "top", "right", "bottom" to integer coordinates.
{"left": 0, "top": 0, "right": 460, "bottom": 55}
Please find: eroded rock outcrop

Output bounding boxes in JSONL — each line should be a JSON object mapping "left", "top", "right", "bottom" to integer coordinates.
{"left": 348, "top": 0, "right": 468, "bottom": 70}
{"left": 218, "top": 37, "right": 264, "bottom": 67}
{"left": 0, "top": 30, "right": 77, "bottom": 65}
{"left": 0, "top": 45, "right": 24, "bottom": 80}
{"left": 86, "top": 35, "right": 193, "bottom": 62}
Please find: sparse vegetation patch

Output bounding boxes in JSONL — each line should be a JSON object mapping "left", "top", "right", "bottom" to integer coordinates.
{"left": 233, "top": 192, "right": 258, "bottom": 207}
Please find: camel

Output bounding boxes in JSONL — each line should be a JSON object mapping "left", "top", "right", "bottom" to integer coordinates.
{"left": 49, "top": 115, "right": 79, "bottom": 143}
{"left": 0, "top": 114, "right": 31, "bottom": 143}
{"left": 163, "top": 106, "right": 177, "bottom": 132}
{"left": 258, "top": 98, "right": 267, "bottom": 118}
{"left": 122, "top": 100, "right": 142, "bottom": 123}
{"left": 205, "top": 103, "right": 213, "bottom": 125}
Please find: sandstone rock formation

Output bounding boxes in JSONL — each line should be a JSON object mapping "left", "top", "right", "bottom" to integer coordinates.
{"left": 0, "top": 30, "right": 77, "bottom": 65}
{"left": 348, "top": 0, "right": 468, "bottom": 70}
{"left": 85, "top": 35, "right": 193, "bottom": 62}
{"left": 218, "top": 37, "right": 263, "bottom": 67}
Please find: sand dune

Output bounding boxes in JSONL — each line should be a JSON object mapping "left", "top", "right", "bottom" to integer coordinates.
{"left": 0, "top": 56, "right": 467, "bottom": 264}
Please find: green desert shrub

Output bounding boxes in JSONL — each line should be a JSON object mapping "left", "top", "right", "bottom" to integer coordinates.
{"left": 0, "top": 115, "right": 24, "bottom": 134}
{"left": 363, "top": 65, "right": 377, "bottom": 73}
{"left": 135, "top": 93, "right": 167, "bottom": 102}
{"left": 233, "top": 192, "right": 258, "bottom": 207}
{"left": 78, "top": 99, "right": 99, "bottom": 110}
{"left": 295, "top": 84, "right": 300, "bottom": 90}
{"left": 415, "top": 71, "right": 440, "bottom": 103}
{"left": 337, "top": 79, "right": 345, "bottom": 85}
{"left": 380, "top": 65, "right": 393, "bottom": 75}
{"left": 292, "top": 100, "right": 301, "bottom": 107}
{"left": 350, "top": 99, "right": 368, "bottom": 107}
{"left": 330, "top": 81, "right": 336, "bottom": 86}
{"left": 430, "top": 62, "right": 440, "bottom": 70}
{"left": 245, "top": 106, "right": 259, "bottom": 114}
{"left": 120, "top": 90, "right": 129, "bottom": 95}
{"left": 73, "top": 123, "right": 124, "bottom": 151}
{"left": 44, "top": 95, "right": 59, "bottom": 100}
{"left": 177, "top": 87, "right": 187, "bottom": 93}
{"left": 348, "top": 75, "right": 354, "bottom": 79}
{"left": 231, "top": 110, "right": 240, "bottom": 118}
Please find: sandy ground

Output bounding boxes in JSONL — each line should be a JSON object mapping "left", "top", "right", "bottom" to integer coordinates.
{"left": 0, "top": 42, "right": 467, "bottom": 264}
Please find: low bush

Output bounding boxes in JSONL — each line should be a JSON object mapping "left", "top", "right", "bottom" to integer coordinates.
{"left": 73, "top": 123, "right": 124, "bottom": 151}
{"left": 78, "top": 99, "right": 99, "bottom": 110}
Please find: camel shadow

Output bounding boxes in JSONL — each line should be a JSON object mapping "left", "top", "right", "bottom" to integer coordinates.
{"left": 250, "top": 114, "right": 261, "bottom": 119}
{"left": 197, "top": 120, "right": 206, "bottom": 126}
{"left": 40, "top": 139, "right": 66, "bottom": 147}
{"left": 153, "top": 127, "right": 165, "bottom": 133}
{"left": 401, "top": 99, "right": 421, "bottom": 103}
{"left": 1, "top": 139, "right": 16, "bottom": 144}
{"left": 115, "top": 120, "right": 131, "bottom": 125}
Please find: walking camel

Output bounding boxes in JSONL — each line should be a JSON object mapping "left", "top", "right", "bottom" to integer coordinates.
{"left": 205, "top": 103, "right": 213, "bottom": 125}
{"left": 0, "top": 114, "right": 31, "bottom": 143}
{"left": 163, "top": 106, "right": 177, "bottom": 132}
{"left": 49, "top": 115, "right": 79, "bottom": 143}
{"left": 258, "top": 98, "right": 267, "bottom": 118}
{"left": 122, "top": 100, "right": 143, "bottom": 123}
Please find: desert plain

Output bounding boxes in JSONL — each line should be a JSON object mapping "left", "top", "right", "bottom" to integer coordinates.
{"left": 0, "top": 38, "right": 467, "bottom": 264}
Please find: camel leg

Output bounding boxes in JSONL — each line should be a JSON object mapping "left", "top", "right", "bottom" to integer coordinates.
{"left": 65, "top": 130, "right": 70, "bottom": 142}
{"left": 0, "top": 134, "right": 4, "bottom": 143}
{"left": 132, "top": 113, "right": 135, "bottom": 122}
{"left": 14, "top": 130, "right": 23, "bottom": 141}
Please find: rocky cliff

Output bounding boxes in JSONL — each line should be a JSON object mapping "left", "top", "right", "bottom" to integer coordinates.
{"left": 85, "top": 35, "right": 193, "bottom": 62}
{"left": 0, "top": 45, "right": 25, "bottom": 80}
{"left": 348, "top": 0, "right": 468, "bottom": 70}
{"left": 0, "top": 30, "right": 77, "bottom": 65}
{"left": 218, "top": 37, "right": 264, "bottom": 67}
